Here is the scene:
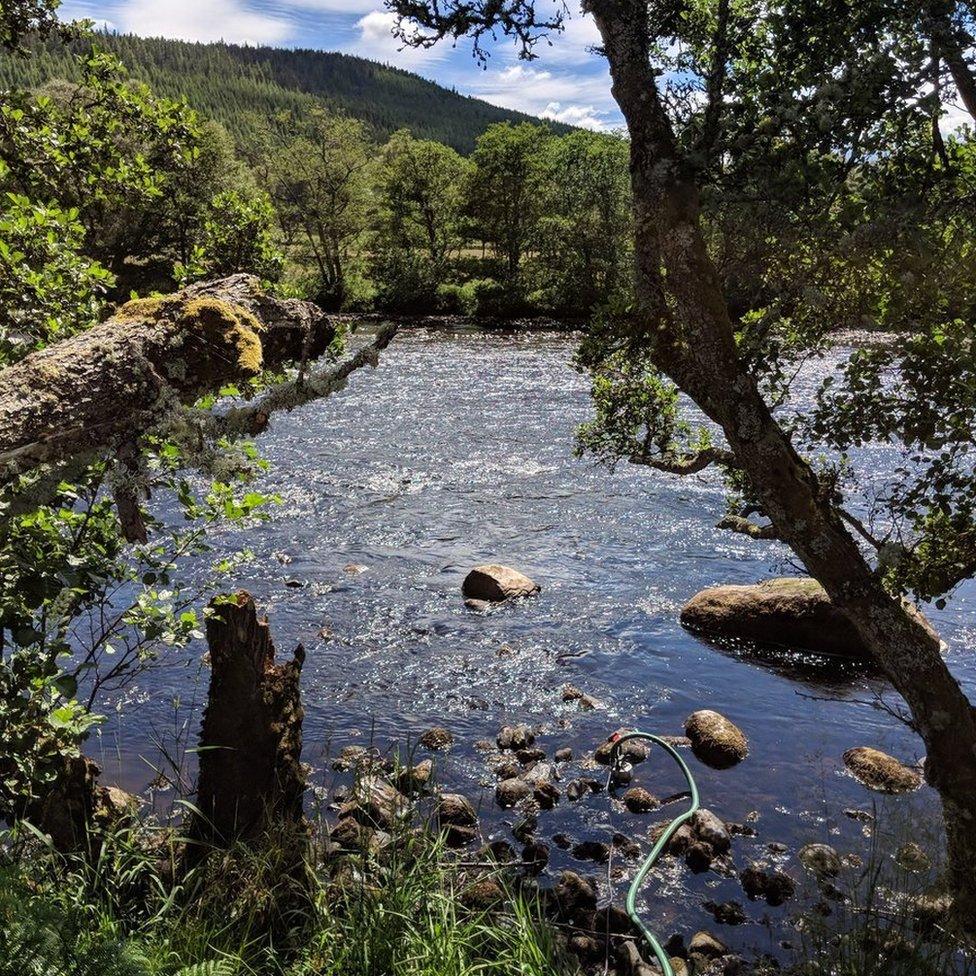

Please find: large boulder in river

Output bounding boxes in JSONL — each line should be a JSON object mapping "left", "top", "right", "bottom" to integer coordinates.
{"left": 843, "top": 746, "right": 922, "bottom": 794}
{"left": 685, "top": 710, "right": 748, "bottom": 769}
{"left": 681, "top": 576, "right": 935, "bottom": 659}
{"left": 462, "top": 564, "right": 540, "bottom": 602}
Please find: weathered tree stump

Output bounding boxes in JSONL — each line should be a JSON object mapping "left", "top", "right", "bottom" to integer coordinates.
{"left": 20, "top": 754, "right": 138, "bottom": 853}
{"left": 191, "top": 591, "right": 305, "bottom": 846}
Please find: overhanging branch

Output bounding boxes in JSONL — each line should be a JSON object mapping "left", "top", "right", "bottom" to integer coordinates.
{"left": 0, "top": 275, "right": 337, "bottom": 486}
{"left": 629, "top": 445, "right": 738, "bottom": 474}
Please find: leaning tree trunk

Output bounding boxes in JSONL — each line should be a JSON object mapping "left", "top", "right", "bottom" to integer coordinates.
{"left": 190, "top": 591, "right": 305, "bottom": 848}
{"left": 0, "top": 275, "right": 334, "bottom": 485}
{"left": 589, "top": 0, "right": 976, "bottom": 928}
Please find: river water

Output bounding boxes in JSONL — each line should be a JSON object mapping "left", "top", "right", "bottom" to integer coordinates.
{"left": 94, "top": 327, "right": 976, "bottom": 963}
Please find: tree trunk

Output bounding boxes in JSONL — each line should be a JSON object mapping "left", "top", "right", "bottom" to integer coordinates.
{"left": 589, "top": 0, "right": 976, "bottom": 927}
{"left": 190, "top": 591, "right": 305, "bottom": 848}
{"left": 929, "top": 3, "right": 976, "bottom": 123}
{"left": 0, "top": 275, "right": 334, "bottom": 485}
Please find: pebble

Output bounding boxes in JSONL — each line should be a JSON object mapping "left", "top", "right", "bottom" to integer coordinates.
{"left": 623, "top": 787, "right": 659, "bottom": 813}
{"left": 495, "top": 777, "right": 532, "bottom": 808}
{"left": 419, "top": 726, "right": 453, "bottom": 750}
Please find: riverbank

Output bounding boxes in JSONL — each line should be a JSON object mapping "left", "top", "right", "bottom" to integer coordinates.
{"left": 333, "top": 311, "right": 584, "bottom": 333}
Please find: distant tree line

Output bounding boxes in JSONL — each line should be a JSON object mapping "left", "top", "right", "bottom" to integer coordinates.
{"left": 0, "top": 31, "right": 571, "bottom": 153}
{"left": 2, "top": 43, "right": 635, "bottom": 320}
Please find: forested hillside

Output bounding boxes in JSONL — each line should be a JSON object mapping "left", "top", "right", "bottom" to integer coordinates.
{"left": 0, "top": 32, "right": 568, "bottom": 152}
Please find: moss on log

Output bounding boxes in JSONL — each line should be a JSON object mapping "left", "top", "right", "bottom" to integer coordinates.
{"left": 0, "top": 275, "right": 334, "bottom": 484}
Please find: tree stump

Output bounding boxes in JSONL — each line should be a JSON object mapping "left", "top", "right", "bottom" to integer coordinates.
{"left": 191, "top": 591, "right": 305, "bottom": 846}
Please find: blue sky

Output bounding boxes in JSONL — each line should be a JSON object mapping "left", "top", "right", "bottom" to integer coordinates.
{"left": 59, "top": 0, "right": 624, "bottom": 130}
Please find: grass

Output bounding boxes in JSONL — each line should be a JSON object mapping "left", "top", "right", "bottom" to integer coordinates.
{"left": 0, "top": 813, "right": 578, "bottom": 976}
{"left": 784, "top": 805, "right": 976, "bottom": 976}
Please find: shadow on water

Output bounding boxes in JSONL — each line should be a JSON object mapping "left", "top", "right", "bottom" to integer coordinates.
{"left": 683, "top": 628, "right": 882, "bottom": 690}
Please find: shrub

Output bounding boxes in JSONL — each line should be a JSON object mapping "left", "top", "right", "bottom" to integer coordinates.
{"left": 371, "top": 249, "right": 443, "bottom": 314}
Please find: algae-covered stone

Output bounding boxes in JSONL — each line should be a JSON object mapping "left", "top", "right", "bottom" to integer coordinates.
{"left": 843, "top": 746, "right": 922, "bottom": 793}
{"left": 685, "top": 710, "right": 748, "bottom": 769}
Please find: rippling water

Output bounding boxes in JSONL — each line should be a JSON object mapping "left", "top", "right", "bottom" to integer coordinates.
{"left": 93, "top": 327, "right": 976, "bottom": 961}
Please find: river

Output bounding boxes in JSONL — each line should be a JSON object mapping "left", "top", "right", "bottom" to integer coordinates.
{"left": 93, "top": 326, "right": 976, "bottom": 964}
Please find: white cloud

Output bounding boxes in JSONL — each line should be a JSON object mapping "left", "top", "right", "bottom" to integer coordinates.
{"left": 473, "top": 63, "right": 618, "bottom": 130}
{"left": 541, "top": 101, "right": 606, "bottom": 129}
{"left": 345, "top": 9, "right": 447, "bottom": 71}
{"left": 112, "top": 0, "right": 292, "bottom": 45}
{"left": 283, "top": 0, "right": 378, "bottom": 11}
{"left": 534, "top": 12, "right": 602, "bottom": 65}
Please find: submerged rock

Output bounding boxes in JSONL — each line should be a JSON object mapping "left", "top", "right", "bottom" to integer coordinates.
{"left": 533, "top": 782, "right": 560, "bottom": 809}
{"left": 396, "top": 759, "right": 433, "bottom": 794}
{"left": 572, "top": 839, "right": 610, "bottom": 863}
{"left": 438, "top": 793, "right": 479, "bottom": 828}
{"left": 554, "top": 870, "right": 598, "bottom": 913}
{"left": 419, "top": 726, "right": 453, "bottom": 751}
{"left": 437, "top": 794, "right": 479, "bottom": 848}
{"left": 522, "top": 840, "right": 550, "bottom": 873}
{"left": 688, "top": 930, "right": 727, "bottom": 959}
{"left": 496, "top": 777, "right": 532, "bottom": 808}
{"left": 740, "top": 863, "right": 796, "bottom": 905}
{"left": 843, "top": 746, "right": 922, "bottom": 794}
{"left": 622, "top": 787, "right": 659, "bottom": 814}
{"left": 686, "top": 841, "right": 714, "bottom": 872}
{"left": 704, "top": 900, "right": 747, "bottom": 926}
{"left": 595, "top": 730, "right": 650, "bottom": 765}
{"left": 341, "top": 776, "right": 406, "bottom": 830}
{"left": 896, "top": 842, "right": 932, "bottom": 873}
{"left": 497, "top": 724, "right": 535, "bottom": 751}
{"left": 685, "top": 710, "right": 749, "bottom": 769}
{"left": 461, "top": 878, "right": 506, "bottom": 910}
{"left": 462, "top": 564, "right": 540, "bottom": 602}
{"left": 692, "top": 809, "right": 732, "bottom": 854}
{"left": 562, "top": 684, "right": 603, "bottom": 710}
{"left": 799, "top": 843, "right": 842, "bottom": 878}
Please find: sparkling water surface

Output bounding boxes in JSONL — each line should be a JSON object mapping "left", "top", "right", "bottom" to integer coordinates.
{"left": 93, "top": 327, "right": 976, "bottom": 962}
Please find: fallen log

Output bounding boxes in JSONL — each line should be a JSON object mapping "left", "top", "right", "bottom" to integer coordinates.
{"left": 0, "top": 275, "right": 344, "bottom": 484}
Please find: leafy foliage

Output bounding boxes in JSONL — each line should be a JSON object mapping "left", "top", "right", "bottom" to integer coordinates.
{"left": 0, "top": 188, "right": 113, "bottom": 362}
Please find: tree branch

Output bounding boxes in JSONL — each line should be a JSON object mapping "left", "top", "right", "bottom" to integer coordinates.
{"left": 208, "top": 322, "right": 400, "bottom": 439}
{"left": 629, "top": 445, "right": 738, "bottom": 474}
{"left": 716, "top": 513, "right": 779, "bottom": 539}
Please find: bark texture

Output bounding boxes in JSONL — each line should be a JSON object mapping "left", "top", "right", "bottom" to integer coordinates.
{"left": 191, "top": 591, "right": 305, "bottom": 846}
{"left": 0, "top": 275, "right": 334, "bottom": 484}
{"left": 588, "top": 0, "right": 976, "bottom": 927}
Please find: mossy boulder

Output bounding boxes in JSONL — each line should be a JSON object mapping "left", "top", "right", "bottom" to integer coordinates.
{"left": 843, "top": 746, "right": 922, "bottom": 794}
{"left": 685, "top": 710, "right": 749, "bottom": 769}
{"left": 681, "top": 576, "right": 937, "bottom": 659}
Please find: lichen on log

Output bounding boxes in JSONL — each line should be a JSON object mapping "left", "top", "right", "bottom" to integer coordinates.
{"left": 0, "top": 275, "right": 336, "bottom": 484}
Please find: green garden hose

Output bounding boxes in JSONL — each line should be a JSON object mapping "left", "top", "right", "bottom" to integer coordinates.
{"left": 607, "top": 731, "right": 701, "bottom": 976}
